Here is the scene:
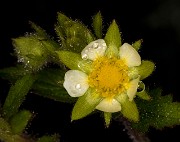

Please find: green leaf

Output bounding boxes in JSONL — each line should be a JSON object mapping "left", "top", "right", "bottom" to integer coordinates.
{"left": 116, "top": 94, "right": 139, "bottom": 122}
{"left": 3, "top": 74, "right": 37, "bottom": 119}
{"left": 137, "top": 60, "right": 155, "bottom": 80}
{"left": 55, "top": 12, "right": 95, "bottom": 53}
{"left": 0, "top": 117, "right": 11, "bottom": 132}
{"left": 0, "top": 130, "right": 27, "bottom": 142}
{"left": 64, "top": 37, "right": 88, "bottom": 53}
{"left": 0, "top": 65, "right": 26, "bottom": 82}
{"left": 37, "top": 134, "right": 60, "bottom": 142}
{"left": 71, "top": 88, "right": 102, "bottom": 120}
{"left": 56, "top": 50, "right": 92, "bottom": 74}
{"left": 13, "top": 34, "right": 60, "bottom": 71}
{"left": 132, "top": 88, "right": 180, "bottom": 133}
{"left": 104, "top": 20, "right": 121, "bottom": 57}
{"left": 10, "top": 110, "right": 32, "bottom": 135}
{"left": 92, "top": 11, "right": 103, "bottom": 38}
{"left": 32, "top": 68, "right": 75, "bottom": 103}
{"left": 12, "top": 36, "right": 48, "bottom": 71}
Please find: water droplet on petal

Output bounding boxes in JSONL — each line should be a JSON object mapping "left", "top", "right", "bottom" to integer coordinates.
{"left": 102, "top": 43, "right": 106, "bottom": 47}
{"left": 82, "top": 54, "right": 88, "bottom": 60}
{"left": 93, "top": 42, "right": 99, "bottom": 49}
{"left": 85, "top": 49, "right": 89, "bottom": 53}
{"left": 75, "top": 84, "right": 81, "bottom": 89}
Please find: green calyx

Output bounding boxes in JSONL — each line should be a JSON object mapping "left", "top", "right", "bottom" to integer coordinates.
{"left": 105, "top": 20, "right": 121, "bottom": 58}
{"left": 56, "top": 50, "right": 92, "bottom": 74}
{"left": 116, "top": 94, "right": 139, "bottom": 122}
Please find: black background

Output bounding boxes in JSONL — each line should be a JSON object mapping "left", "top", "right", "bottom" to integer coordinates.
{"left": 0, "top": 0, "right": 179, "bottom": 142}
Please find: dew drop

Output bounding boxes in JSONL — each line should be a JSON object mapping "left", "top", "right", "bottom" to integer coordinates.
{"left": 75, "top": 84, "right": 81, "bottom": 89}
{"left": 18, "top": 57, "right": 24, "bottom": 63}
{"left": 82, "top": 54, "right": 88, "bottom": 60}
{"left": 102, "top": 43, "right": 106, "bottom": 47}
{"left": 93, "top": 42, "right": 99, "bottom": 49}
{"left": 85, "top": 49, "right": 89, "bottom": 53}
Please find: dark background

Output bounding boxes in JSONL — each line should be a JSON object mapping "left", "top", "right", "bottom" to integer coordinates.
{"left": 0, "top": 0, "right": 179, "bottom": 142}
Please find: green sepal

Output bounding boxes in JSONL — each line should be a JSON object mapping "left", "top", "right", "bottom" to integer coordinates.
{"left": 92, "top": 11, "right": 103, "bottom": 38}
{"left": 56, "top": 50, "right": 92, "bottom": 73}
{"left": 3, "top": 74, "right": 37, "bottom": 119}
{"left": 128, "top": 67, "right": 139, "bottom": 80}
{"left": 71, "top": 88, "right": 102, "bottom": 121}
{"left": 105, "top": 20, "right": 121, "bottom": 58}
{"left": 137, "top": 90, "right": 151, "bottom": 101}
{"left": 132, "top": 39, "right": 143, "bottom": 51}
{"left": 137, "top": 60, "right": 155, "bottom": 80}
{"left": 104, "top": 112, "right": 112, "bottom": 128}
{"left": 116, "top": 94, "right": 139, "bottom": 122}
{"left": 10, "top": 110, "right": 32, "bottom": 135}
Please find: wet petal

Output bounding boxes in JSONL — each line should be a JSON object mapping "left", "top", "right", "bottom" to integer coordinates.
{"left": 81, "top": 39, "right": 107, "bottom": 61}
{"left": 96, "top": 98, "right": 121, "bottom": 112}
{"left": 120, "top": 43, "right": 141, "bottom": 67}
{"left": 63, "top": 70, "right": 89, "bottom": 97}
{"left": 127, "top": 77, "right": 140, "bottom": 101}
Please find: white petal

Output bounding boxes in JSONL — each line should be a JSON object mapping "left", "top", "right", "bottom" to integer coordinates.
{"left": 81, "top": 39, "right": 107, "bottom": 61}
{"left": 120, "top": 43, "right": 141, "bottom": 67}
{"left": 127, "top": 77, "right": 140, "bottom": 101}
{"left": 63, "top": 70, "right": 89, "bottom": 97}
{"left": 96, "top": 98, "right": 121, "bottom": 112}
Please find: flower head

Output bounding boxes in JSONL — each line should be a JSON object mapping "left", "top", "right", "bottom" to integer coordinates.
{"left": 63, "top": 39, "right": 141, "bottom": 112}
{"left": 56, "top": 20, "right": 155, "bottom": 125}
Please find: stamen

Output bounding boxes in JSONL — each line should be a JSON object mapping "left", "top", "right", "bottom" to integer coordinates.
{"left": 88, "top": 57, "right": 130, "bottom": 98}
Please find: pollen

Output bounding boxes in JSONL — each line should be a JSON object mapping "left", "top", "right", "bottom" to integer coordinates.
{"left": 88, "top": 57, "right": 130, "bottom": 98}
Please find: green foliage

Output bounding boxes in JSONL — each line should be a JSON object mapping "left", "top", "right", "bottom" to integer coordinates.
{"left": 132, "top": 88, "right": 180, "bottom": 132}
{"left": 10, "top": 110, "right": 32, "bottom": 135}
{"left": 2, "top": 74, "right": 37, "bottom": 119}
{"left": 55, "top": 12, "right": 95, "bottom": 53}
{"left": 0, "top": 11, "right": 179, "bottom": 142}
{"left": 0, "top": 65, "right": 26, "bottom": 82}
{"left": 32, "top": 68, "right": 75, "bottom": 103}
{"left": 37, "top": 134, "right": 60, "bottom": 142}
{"left": 0, "top": 117, "right": 11, "bottom": 132}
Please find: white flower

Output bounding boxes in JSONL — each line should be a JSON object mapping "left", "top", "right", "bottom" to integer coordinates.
{"left": 63, "top": 39, "right": 141, "bottom": 113}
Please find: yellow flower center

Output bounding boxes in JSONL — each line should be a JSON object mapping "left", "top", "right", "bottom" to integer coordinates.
{"left": 88, "top": 57, "right": 130, "bottom": 98}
